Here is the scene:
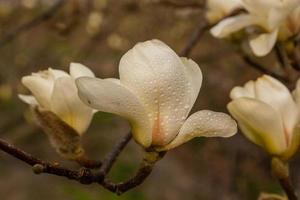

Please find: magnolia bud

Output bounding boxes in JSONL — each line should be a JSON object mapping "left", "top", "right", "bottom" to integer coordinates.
{"left": 33, "top": 107, "right": 84, "bottom": 160}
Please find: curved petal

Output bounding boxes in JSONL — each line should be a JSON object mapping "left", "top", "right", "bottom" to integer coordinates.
{"left": 249, "top": 30, "right": 278, "bottom": 56}
{"left": 255, "top": 75, "right": 298, "bottom": 143}
{"left": 48, "top": 68, "right": 69, "bottom": 79}
{"left": 119, "top": 39, "right": 192, "bottom": 146}
{"left": 210, "top": 14, "right": 258, "bottom": 38}
{"left": 70, "top": 63, "right": 95, "bottom": 79}
{"left": 227, "top": 97, "right": 287, "bottom": 155}
{"left": 160, "top": 110, "right": 237, "bottom": 151}
{"left": 76, "top": 77, "right": 152, "bottom": 147}
{"left": 180, "top": 57, "right": 203, "bottom": 113}
{"left": 21, "top": 75, "right": 54, "bottom": 108}
{"left": 18, "top": 94, "right": 39, "bottom": 106}
{"left": 51, "top": 77, "right": 94, "bottom": 135}
{"left": 230, "top": 80, "right": 256, "bottom": 99}
{"left": 293, "top": 78, "right": 300, "bottom": 106}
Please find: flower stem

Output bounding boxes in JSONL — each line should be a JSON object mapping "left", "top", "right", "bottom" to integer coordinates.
{"left": 271, "top": 157, "right": 298, "bottom": 200}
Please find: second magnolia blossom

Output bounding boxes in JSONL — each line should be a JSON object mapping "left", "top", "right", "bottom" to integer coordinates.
{"left": 228, "top": 75, "right": 300, "bottom": 159}
{"left": 76, "top": 39, "right": 237, "bottom": 150}
{"left": 210, "top": 0, "right": 300, "bottom": 56}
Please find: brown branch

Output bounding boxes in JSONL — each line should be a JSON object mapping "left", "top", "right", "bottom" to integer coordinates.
{"left": 180, "top": 19, "right": 210, "bottom": 57}
{"left": 0, "top": 0, "right": 66, "bottom": 48}
{"left": 271, "top": 158, "right": 298, "bottom": 200}
{"left": 98, "top": 132, "right": 132, "bottom": 176}
{"left": 0, "top": 137, "right": 164, "bottom": 194}
{"left": 241, "top": 53, "right": 289, "bottom": 83}
{"left": 101, "top": 164, "right": 153, "bottom": 195}
{"left": 156, "top": 0, "right": 205, "bottom": 9}
{"left": 101, "top": 151, "right": 166, "bottom": 195}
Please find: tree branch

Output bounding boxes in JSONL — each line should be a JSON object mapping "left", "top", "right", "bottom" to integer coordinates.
{"left": 0, "top": 0, "right": 66, "bottom": 48}
{"left": 241, "top": 53, "right": 289, "bottom": 83}
{"left": 98, "top": 132, "right": 132, "bottom": 176}
{"left": 271, "top": 158, "right": 298, "bottom": 200}
{"left": 156, "top": 0, "right": 205, "bottom": 9}
{"left": 180, "top": 19, "right": 210, "bottom": 57}
{"left": 100, "top": 151, "right": 166, "bottom": 195}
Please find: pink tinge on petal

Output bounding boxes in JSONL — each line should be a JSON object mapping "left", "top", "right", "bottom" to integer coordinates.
{"left": 151, "top": 111, "right": 166, "bottom": 146}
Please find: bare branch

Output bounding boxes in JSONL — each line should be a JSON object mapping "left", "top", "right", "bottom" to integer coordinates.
{"left": 0, "top": 0, "right": 66, "bottom": 48}
{"left": 240, "top": 53, "right": 289, "bottom": 83}
{"left": 155, "top": 0, "right": 205, "bottom": 9}
{"left": 180, "top": 19, "right": 210, "bottom": 57}
{"left": 98, "top": 132, "right": 132, "bottom": 176}
{"left": 100, "top": 151, "right": 166, "bottom": 195}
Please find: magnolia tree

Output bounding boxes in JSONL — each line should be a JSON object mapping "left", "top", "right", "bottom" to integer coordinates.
{"left": 1, "top": 0, "right": 300, "bottom": 200}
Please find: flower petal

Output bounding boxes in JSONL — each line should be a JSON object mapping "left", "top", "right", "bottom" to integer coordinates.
{"left": 51, "top": 77, "right": 94, "bottom": 135}
{"left": 230, "top": 80, "right": 255, "bottom": 99}
{"left": 76, "top": 77, "right": 152, "bottom": 147}
{"left": 48, "top": 68, "right": 69, "bottom": 79}
{"left": 210, "top": 14, "right": 258, "bottom": 38}
{"left": 18, "top": 94, "right": 39, "bottom": 106}
{"left": 249, "top": 30, "right": 278, "bottom": 56}
{"left": 119, "top": 39, "right": 192, "bottom": 146}
{"left": 21, "top": 75, "right": 53, "bottom": 108}
{"left": 255, "top": 75, "right": 298, "bottom": 143}
{"left": 181, "top": 57, "right": 203, "bottom": 113}
{"left": 228, "top": 97, "right": 287, "bottom": 155}
{"left": 160, "top": 110, "right": 237, "bottom": 150}
{"left": 70, "top": 63, "right": 95, "bottom": 79}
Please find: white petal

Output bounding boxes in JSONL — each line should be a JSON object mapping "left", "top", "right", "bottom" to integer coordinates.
{"left": 18, "top": 94, "right": 39, "bottom": 106}
{"left": 181, "top": 57, "right": 202, "bottom": 113}
{"left": 230, "top": 80, "right": 255, "bottom": 99}
{"left": 249, "top": 30, "right": 278, "bottom": 56}
{"left": 160, "top": 110, "right": 237, "bottom": 150}
{"left": 119, "top": 39, "right": 192, "bottom": 146}
{"left": 255, "top": 75, "right": 299, "bottom": 142}
{"left": 70, "top": 63, "right": 95, "bottom": 79}
{"left": 228, "top": 97, "right": 287, "bottom": 155}
{"left": 210, "top": 14, "right": 258, "bottom": 38}
{"left": 21, "top": 75, "right": 53, "bottom": 108}
{"left": 48, "top": 68, "right": 69, "bottom": 79}
{"left": 51, "top": 77, "right": 94, "bottom": 135}
{"left": 76, "top": 77, "right": 152, "bottom": 147}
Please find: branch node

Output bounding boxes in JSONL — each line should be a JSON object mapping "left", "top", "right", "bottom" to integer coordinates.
{"left": 32, "top": 164, "right": 45, "bottom": 174}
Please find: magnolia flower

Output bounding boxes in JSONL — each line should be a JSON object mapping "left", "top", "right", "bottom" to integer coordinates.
{"left": 279, "top": 6, "right": 300, "bottom": 39}
{"left": 228, "top": 75, "right": 300, "bottom": 159}
{"left": 211, "top": 0, "right": 300, "bottom": 56}
{"left": 206, "top": 0, "right": 241, "bottom": 23}
{"left": 76, "top": 39, "right": 237, "bottom": 151}
{"left": 19, "top": 63, "right": 95, "bottom": 135}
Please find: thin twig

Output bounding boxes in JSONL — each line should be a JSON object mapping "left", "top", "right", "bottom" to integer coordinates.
{"left": 156, "top": 0, "right": 205, "bottom": 9}
{"left": 241, "top": 54, "right": 289, "bottom": 83}
{"left": 0, "top": 0, "right": 66, "bottom": 47}
{"left": 101, "top": 151, "right": 166, "bottom": 195}
{"left": 278, "top": 177, "right": 298, "bottom": 200}
{"left": 275, "top": 43, "right": 299, "bottom": 82}
{"left": 271, "top": 158, "right": 298, "bottom": 200}
{"left": 101, "top": 164, "right": 153, "bottom": 195}
{"left": 98, "top": 132, "right": 132, "bottom": 176}
{"left": 180, "top": 19, "right": 210, "bottom": 57}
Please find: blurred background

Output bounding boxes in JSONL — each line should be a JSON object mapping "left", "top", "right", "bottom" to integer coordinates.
{"left": 0, "top": 0, "right": 298, "bottom": 199}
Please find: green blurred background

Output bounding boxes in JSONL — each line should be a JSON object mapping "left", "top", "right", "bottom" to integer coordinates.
{"left": 0, "top": 0, "right": 298, "bottom": 199}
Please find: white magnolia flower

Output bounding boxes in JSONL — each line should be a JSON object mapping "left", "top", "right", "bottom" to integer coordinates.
{"left": 76, "top": 39, "right": 237, "bottom": 150}
{"left": 211, "top": 0, "right": 300, "bottom": 56}
{"left": 279, "top": 6, "right": 300, "bottom": 39}
{"left": 19, "top": 63, "right": 95, "bottom": 134}
{"left": 206, "top": 0, "right": 241, "bottom": 23}
{"left": 228, "top": 75, "right": 300, "bottom": 158}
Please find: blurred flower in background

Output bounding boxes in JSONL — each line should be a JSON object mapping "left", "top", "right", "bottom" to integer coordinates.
{"left": 228, "top": 75, "right": 300, "bottom": 159}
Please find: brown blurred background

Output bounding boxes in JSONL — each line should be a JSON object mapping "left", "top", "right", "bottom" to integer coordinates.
{"left": 0, "top": 0, "right": 299, "bottom": 200}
